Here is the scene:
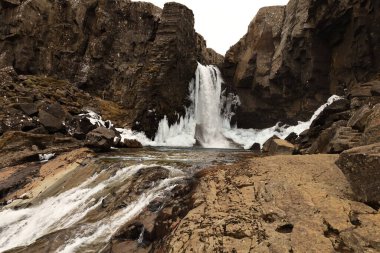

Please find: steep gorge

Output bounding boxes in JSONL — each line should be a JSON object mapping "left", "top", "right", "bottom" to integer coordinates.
{"left": 223, "top": 0, "right": 380, "bottom": 129}
{"left": 0, "top": 0, "right": 222, "bottom": 138}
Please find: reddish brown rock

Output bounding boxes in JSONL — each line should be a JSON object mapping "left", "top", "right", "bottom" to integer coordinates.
{"left": 262, "top": 135, "right": 294, "bottom": 155}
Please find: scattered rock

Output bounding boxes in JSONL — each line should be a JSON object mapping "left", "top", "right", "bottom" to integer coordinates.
{"left": 285, "top": 132, "right": 298, "bottom": 144}
{"left": 38, "top": 110, "right": 64, "bottom": 133}
{"left": 336, "top": 143, "right": 380, "bottom": 203}
{"left": 13, "top": 103, "right": 38, "bottom": 116}
{"left": 0, "top": 131, "right": 81, "bottom": 168}
{"left": 362, "top": 104, "right": 380, "bottom": 145}
{"left": 262, "top": 136, "right": 294, "bottom": 155}
{"left": 68, "top": 116, "right": 97, "bottom": 140}
{"left": 249, "top": 142, "right": 261, "bottom": 151}
{"left": 347, "top": 105, "right": 372, "bottom": 132}
{"left": 85, "top": 127, "right": 117, "bottom": 151}
{"left": 118, "top": 139, "right": 143, "bottom": 148}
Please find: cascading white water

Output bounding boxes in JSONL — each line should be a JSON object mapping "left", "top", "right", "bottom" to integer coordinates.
{"left": 0, "top": 164, "right": 185, "bottom": 253}
{"left": 153, "top": 63, "right": 240, "bottom": 148}
{"left": 117, "top": 63, "right": 341, "bottom": 149}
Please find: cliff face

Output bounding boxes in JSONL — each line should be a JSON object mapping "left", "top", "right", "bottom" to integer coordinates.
{"left": 224, "top": 0, "right": 380, "bottom": 129}
{"left": 0, "top": 0, "right": 222, "bottom": 138}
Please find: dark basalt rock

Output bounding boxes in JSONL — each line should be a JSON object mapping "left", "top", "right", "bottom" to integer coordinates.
{"left": 85, "top": 127, "right": 116, "bottom": 151}
{"left": 12, "top": 103, "right": 38, "bottom": 116}
{"left": 0, "top": 131, "right": 81, "bottom": 168}
{"left": 249, "top": 142, "right": 261, "bottom": 152}
{"left": 0, "top": 0, "right": 223, "bottom": 137}
{"left": 67, "top": 116, "right": 97, "bottom": 140}
{"left": 223, "top": 1, "right": 380, "bottom": 129}
{"left": 285, "top": 132, "right": 298, "bottom": 144}
{"left": 118, "top": 139, "right": 143, "bottom": 149}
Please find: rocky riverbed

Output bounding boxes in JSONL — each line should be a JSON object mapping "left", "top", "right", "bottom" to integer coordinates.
{"left": 1, "top": 148, "right": 379, "bottom": 253}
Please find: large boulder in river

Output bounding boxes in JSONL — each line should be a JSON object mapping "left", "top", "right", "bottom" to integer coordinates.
{"left": 118, "top": 139, "right": 143, "bottom": 149}
{"left": 336, "top": 143, "right": 380, "bottom": 204}
{"left": 85, "top": 127, "right": 117, "bottom": 151}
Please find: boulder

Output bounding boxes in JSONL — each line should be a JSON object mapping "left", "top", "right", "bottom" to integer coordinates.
{"left": 362, "top": 104, "right": 380, "bottom": 145}
{"left": 336, "top": 143, "right": 380, "bottom": 203}
{"left": 307, "top": 121, "right": 360, "bottom": 154}
{"left": 350, "top": 80, "right": 380, "bottom": 98}
{"left": 285, "top": 132, "right": 298, "bottom": 144}
{"left": 85, "top": 127, "right": 117, "bottom": 151}
{"left": 68, "top": 116, "right": 97, "bottom": 140}
{"left": 38, "top": 110, "right": 64, "bottom": 133}
{"left": 249, "top": 143, "right": 261, "bottom": 152}
{"left": 118, "top": 139, "right": 143, "bottom": 148}
{"left": 262, "top": 136, "right": 294, "bottom": 155}
{"left": 347, "top": 105, "right": 372, "bottom": 132}
{"left": 38, "top": 103, "right": 69, "bottom": 133}
{"left": 13, "top": 103, "right": 38, "bottom": 116}
{"left": 0, "top": 131, "right": 81, "bottom": 168}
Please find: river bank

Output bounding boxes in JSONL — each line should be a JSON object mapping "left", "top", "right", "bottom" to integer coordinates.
{"left": 1, "top": 148, "right": 379, "bottom": 252}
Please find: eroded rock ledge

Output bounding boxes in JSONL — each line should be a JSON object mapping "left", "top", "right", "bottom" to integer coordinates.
{"left": 161, "top": 155, "right": 380, "bottom": 252}
{"left": 0, "top": 0, "right": 223, "bottom": 137}
{"left": 224, "top": 0, "right": 380, "bottom": 129}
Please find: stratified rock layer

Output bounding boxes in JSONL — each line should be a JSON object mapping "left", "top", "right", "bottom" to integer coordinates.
{"left": 224, "top": 1, "right": 380, "bottom": 129}
{"left": 0, "top": 0, "right": 222, "bottom": 137}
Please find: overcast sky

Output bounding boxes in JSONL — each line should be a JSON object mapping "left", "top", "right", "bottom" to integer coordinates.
{"left": 136, "top": 0, "right": 289, "bottom": 55}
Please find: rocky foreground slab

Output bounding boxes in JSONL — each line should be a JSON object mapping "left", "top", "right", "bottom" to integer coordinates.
{"left": 162, "top": 155, "right": 380, "bottom": 253}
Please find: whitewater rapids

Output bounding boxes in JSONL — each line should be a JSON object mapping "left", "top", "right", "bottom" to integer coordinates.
{"left": 117, "top": 63, "right": 341, "bottom": 149}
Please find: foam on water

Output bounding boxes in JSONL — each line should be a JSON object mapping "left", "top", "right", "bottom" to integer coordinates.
{"left": 117, "top": 63, "right": 341, "bottom": 149}
{"left": 57, "top": 177, "right": 180, "bottom": 253}
{"left": 223, "top": 95, "right": 342, "bottom": 149}
{"left": 0, "top": 164, "right": 182, "bottom": 252}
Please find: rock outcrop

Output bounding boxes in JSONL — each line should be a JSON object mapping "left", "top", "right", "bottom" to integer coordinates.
{"left": 162, "top": 155, "right": 380, "bottom": 252}
{"left": 0, "top": 0, "right": 222, "bottom": 138}
{"left": 337, "top": 143, "right": 380, "bottom": 204}
{"left": 224, "top": 0, "right": 380, "bottom": 129}
{"left": 262, "top": 135, "right": 294, "bottom": 155}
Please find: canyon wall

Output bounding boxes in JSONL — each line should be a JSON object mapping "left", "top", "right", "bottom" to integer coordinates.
{"left": 0, "top": 0, "right": 222, "bottom": 137}
{"left": 224, "top": 0, "right": 380, "bottom": 129}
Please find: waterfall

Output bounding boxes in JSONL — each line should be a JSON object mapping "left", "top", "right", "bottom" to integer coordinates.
{"left": 118, "top": 63, "right": 341, "bottom": 149}
{"left": 153, "top": 63, "right": 240, "bottom": 148}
